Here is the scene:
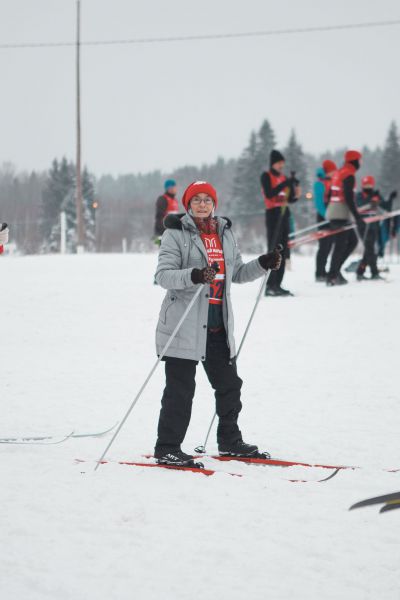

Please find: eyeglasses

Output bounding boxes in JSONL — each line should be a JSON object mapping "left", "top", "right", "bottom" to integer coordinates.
{"left": 191, "top": 197, "right": 214, "bottom": 205}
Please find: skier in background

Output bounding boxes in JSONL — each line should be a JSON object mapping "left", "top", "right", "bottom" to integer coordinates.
{"left": 326, "top": 150, "right": 365, "bottom": 286}
{"left": 0, "top": 223, "right": 9, "bottom": 254}
{"left": 154, "top": 179, "right": 179, "bottom": 244}
{"left": 261, "top": 150, "right": 301, "bottom": 296}
{"left": 314, "top": 159, "right": 337, "bottom": 281}
{"left": 356, "top": 176, "right": 397, "bottom": 279}
{"left": 378, "top": 189, "right": 398, "bottom": 258}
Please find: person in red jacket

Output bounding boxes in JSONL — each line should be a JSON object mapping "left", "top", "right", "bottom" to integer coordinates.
{"left": 326, "top": 150, "right": 365, "bottom": 286}
{"left": 0, "top": 222, "right": 9, "bottom": 254}
{"left": 260, "top": 150, "right": 301, "bottom": 296}
{"left": 154, "top": 179, "right": 179, "bottom": 242}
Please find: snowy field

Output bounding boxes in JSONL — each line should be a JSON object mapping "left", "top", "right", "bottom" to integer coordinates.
{"left": 1, "top": 252, "right": 399, "bottom": 600}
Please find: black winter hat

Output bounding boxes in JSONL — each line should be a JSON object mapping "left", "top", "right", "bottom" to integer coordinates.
{"left": 270, "top": 149, "right": 285, "bottom": 167}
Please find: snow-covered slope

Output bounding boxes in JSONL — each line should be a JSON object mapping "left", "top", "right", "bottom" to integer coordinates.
{"left": 1, "top": 253, "right": 399, "bottom": 599}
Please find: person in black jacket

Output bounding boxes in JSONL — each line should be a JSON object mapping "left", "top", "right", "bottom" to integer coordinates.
{"left": 356, "top": 177, "right": 397, "bottom": 279}
{"left": 261, "top": 150, "right": 301, "bottom": 296}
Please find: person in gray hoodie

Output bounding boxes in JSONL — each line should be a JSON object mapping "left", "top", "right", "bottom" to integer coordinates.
{"left": 154, "top": 181, "right": 282, "bottom": 467}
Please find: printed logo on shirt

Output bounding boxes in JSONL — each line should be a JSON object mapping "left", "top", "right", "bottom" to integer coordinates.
{"left": 200, "top": 233, "right": 225, "bottom": 305}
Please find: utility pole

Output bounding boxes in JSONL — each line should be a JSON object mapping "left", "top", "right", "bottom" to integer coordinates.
{"left": 76, "top": 0, "right": 85, "bottom": 250}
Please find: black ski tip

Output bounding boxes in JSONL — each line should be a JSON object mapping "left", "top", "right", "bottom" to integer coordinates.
{"left": 349, "top": 491, "right": 400, "bottom": 511}
{"left": 318, "top": 467, "right": 341, "bottom": 483}
{"left": 380, "top": 501, "right": 400, "bottom": 514}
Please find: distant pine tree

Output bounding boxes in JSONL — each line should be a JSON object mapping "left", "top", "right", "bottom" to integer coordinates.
{"left": 41, "top": 159, "right": 97, "bottom": 252}
{"left": 284, "top": 130, "right": 309, "bottom": 194}
{"left": 232, "top": 119, "right": 276, "bottom": 215}
{"left": 41, "top": 158, "right": 75, "bottom": 252}
{"left": 82, "top": 168, "right": 96, "bottom": 251}
{"left": 41, "top": 158, "right": 74, "bottom": 245}
{"left": 256, "top": 120, "right": 276, "bottom": 176}
{"left": 284, "top": 130, "right": 311, "bottom": 229}
{"left": 379, "top": 122, "right": 400, "bottom": 200}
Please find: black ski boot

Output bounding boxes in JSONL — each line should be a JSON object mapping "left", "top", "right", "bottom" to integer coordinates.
{"left": 154, "top": 449, "right": 204, "bottom": 469}
{"left": 218, "top": 439, "right": 271, "bottom": 459}
{"left": 277, "top": 286, "right": 294, "bottom": 296}
{"left": 356, "top": 273, "right": 369, "bottom": 281}
{"left": 327, "top": 274, "right": 348, "bottom": 286}
{"left": 265, "top": 286, "right": 293, "bottom": 297}
{"left": 370, "top": 273, "right": 385, "bottom": 281}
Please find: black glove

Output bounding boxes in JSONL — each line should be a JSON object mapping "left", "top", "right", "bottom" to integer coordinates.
{"left": 258, "top": 247, "right": 283, "bottom": 271}
{"left": 286, "top": 175, "right": 299, "bottom": 187}
{"left": 191, "top": 265, "right": 217, "bottom": 284}
{"left": 389, "top": 190, "right": 398, "bottom": 201}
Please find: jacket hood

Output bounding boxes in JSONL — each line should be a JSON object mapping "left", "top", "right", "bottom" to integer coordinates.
{"left": 316, "top": 167, "right": 325, "bottom": 179}
{"left": 163, "top": 213, "right": 232, "bottom": 231}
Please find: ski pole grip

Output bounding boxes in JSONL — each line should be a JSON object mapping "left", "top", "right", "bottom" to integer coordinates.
{"left": 1, "top": 223, "right": 8, "bottom": 231}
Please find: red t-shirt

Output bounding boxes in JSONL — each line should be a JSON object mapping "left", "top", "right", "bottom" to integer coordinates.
{"left": 200, "top": 233, "right": 225, "bottom": 305}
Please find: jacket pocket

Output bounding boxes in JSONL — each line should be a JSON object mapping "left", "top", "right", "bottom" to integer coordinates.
{"left": 159, "top": 295, "right": 176, "bottom": 325}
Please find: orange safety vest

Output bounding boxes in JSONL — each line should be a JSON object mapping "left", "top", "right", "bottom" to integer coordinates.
{"left": 263, "top": 172, "right": 288, "bottom": 210}
{"left": 163, "top": 194, "right": 179, "bottom": 215}
{"left": 329, "top": 164, "right": 356, "bottom": 204}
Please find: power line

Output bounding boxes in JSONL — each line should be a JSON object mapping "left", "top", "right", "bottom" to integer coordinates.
{"left": 0, "top": 18, "right": 399, "bottom": 49}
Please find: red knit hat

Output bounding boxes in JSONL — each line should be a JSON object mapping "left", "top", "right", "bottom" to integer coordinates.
{"left": 345, "top": 150, "right": 362, "bottom": 163}
{"left": 182, "top": 181, "right": 218, "bottom": 211}
{"left": 362, "top": 175, "right": 375, "bottom": 187}
{"left": 322, "top": 159, "right": 337, "bottom": 173}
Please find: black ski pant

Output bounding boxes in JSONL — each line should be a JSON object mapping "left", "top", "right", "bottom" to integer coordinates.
{"left": 265, "top": 207, "right": 290, "bottom": 288}
{"left": 357, "top": 223, "right": 379, "bottom": 276}
{"left": 315, "top": 214, "right": 333, "bottom": 278}
{"left": 155, "top": 330, "right": 243, "bottom": 453}
{"left": 328, "top": 220, "right": 358, "bottom": 278}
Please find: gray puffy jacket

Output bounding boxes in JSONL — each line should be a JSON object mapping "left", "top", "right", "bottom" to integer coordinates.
{"left": 155, "top": 213, "right": 266, "bottom": 361}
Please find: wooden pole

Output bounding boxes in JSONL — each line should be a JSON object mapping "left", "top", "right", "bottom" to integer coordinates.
{"left": 76, "top": 0, "right": 85, "bottom": 249}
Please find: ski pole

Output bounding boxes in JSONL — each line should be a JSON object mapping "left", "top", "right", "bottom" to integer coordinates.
{"left": 194, "top": 245, "right": 283, "bottom": 455}
{"left": 95, "top": 278, "right": 208, "bottom": 471}
{"left": 289, "top": 219, "right": 329, "bottom": 239}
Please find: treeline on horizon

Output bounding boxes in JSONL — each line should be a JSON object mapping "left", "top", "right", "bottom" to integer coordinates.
{"left": 1, "top": 119, "right": 399, "bottom": 254}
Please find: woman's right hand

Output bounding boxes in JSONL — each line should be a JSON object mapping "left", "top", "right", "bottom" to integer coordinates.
{"left": 191, "top": 266, "right": 217, "bottom": 284}
{"left": 258, "top": 248, "right": 282, "bottom": 271}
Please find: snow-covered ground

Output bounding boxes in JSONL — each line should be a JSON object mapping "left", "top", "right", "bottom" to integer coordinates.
{"left": 1, "top": 252, "right": 399, "bottom": 600}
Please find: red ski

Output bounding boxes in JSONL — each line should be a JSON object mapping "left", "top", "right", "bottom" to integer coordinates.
{"left": 208, "top": 455, "right": 354, "bottom": 471}
{"left": 76, "top": 458, "right": 341, "bottom": 482}
{"left": 76, "top": 458, "right": 216, "bottom": 476}
{"left": 288, "top": 209, "right": 400, "bottom": 249}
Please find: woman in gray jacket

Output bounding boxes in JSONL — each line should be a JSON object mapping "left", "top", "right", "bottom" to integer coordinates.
{"left": 154, "top": 181, "right": 281, "bottom": 467}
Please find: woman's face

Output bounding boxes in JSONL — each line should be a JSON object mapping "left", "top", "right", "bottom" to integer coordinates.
{"left": 190, "top": 193, "right": 214, "bottom": 218}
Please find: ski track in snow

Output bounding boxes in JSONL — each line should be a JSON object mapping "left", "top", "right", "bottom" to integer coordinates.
{"left": 1, "top": 253, "right": 399, "bottom": 600}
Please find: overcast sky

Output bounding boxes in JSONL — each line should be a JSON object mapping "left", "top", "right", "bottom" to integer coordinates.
{"left": 0, "top": 0, "right": 399, "bottom": 176}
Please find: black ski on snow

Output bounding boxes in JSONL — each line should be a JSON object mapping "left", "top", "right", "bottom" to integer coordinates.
{"left": 350, "top": 491, "right": 400, "bottom": 512}
{"left": 0, "top": 423, "right": 118, "bottom": 445}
